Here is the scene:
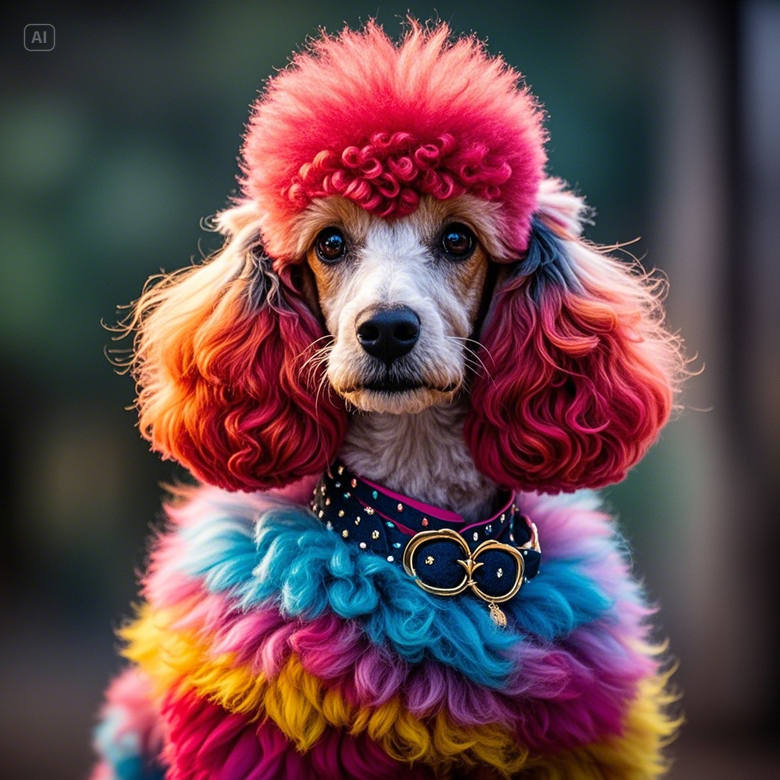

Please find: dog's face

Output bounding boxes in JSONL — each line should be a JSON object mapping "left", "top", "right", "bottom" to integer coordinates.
{"left": 297, "top": 195, "right": 503, "bottom": 414}
{"left": 129, "top": 182, "right": 684, "bottom": 493}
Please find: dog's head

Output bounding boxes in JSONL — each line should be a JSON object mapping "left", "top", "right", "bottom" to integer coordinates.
{"left": 127, "top": 22, "right": 685, "bottom": 494}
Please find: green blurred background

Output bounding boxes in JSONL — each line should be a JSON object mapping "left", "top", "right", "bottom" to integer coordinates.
{"left": 1, "top": 1, "right": 779, "bottom": 778}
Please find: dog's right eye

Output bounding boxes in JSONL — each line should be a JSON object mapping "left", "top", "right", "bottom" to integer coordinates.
{"left": 315, "top": 227, "right": 348, "bottom": 264}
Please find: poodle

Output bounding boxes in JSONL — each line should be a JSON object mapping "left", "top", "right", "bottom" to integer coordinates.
{"left": 91, "top": 21, "right": 686, "bottom": 780}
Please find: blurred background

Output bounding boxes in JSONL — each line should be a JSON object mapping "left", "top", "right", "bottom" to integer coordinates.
{"left": 1, "top": 1, "right": 778, "bottom": 778}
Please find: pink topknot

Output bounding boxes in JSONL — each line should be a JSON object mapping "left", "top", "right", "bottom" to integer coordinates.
{"left": 241, "top": 21, "right": 547, "bottom": 260}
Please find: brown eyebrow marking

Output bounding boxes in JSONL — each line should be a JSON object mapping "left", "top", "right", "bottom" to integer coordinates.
{"left": 302, "top": 193, "right": 492, "bottom": 334}
{"left": 306, "top": 242, "right": 343, "bottom": 305}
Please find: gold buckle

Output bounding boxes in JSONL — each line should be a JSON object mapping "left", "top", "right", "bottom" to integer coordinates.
{"left": 402, "top": 528, "right": 526, "bottom": 604}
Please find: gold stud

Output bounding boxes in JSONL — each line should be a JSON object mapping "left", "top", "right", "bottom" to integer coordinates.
{"left": 355, "top": 517, "right": 361, "bottom": 525}
{"left": 338, "top": 510, "right": 345, "bottom": 517}
{"left": 338, "top": 465, "right": 344, "bottom": 475}
{"left": 318, "top": 510, "right": 324, "bottom": 518}
{"left": 342, "top": 529, "right": 349, "bottom": 538}
{"left": 497, "top": 568, "right": 504, "bottom": 578}
{"left": 425, "top": 555, "right": 435, "bottom": 565}
{"left": 372, "top": 530, "right": 380, "bottom": 540}
{"left": 325, "top": 497, "right": 331, "bottom": 506}
{"left": 365, "top": 507, "right": 375, "bottom": 515}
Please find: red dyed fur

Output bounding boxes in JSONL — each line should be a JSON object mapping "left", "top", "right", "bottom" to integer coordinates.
{"left": 125, "top": 22, "right": 684, "bottom": 497}
{"left": 162, "top": 690, "right": 434, "bottom": 780}
{"left": 242, "top": 21, "right": 546, "bottom": 260}
{"left": 466, "top": 222, "right": 682, "bottom": 492}
{"left": 130, "top": 251, "right": 346, "bottom": 492}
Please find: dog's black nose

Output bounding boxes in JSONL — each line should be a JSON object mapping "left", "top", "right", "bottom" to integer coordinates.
{"left": 356, "top": 307, "right": 420, "bottom": 365}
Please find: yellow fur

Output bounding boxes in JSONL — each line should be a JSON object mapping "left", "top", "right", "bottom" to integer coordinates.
{"left": 521, "top": 674, "right": 681, "bottom": 779}
{"left": 121, "top": 604, "right": 678, "bottom": 778}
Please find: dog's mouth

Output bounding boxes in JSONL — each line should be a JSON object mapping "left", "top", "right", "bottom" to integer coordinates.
{"left": 363, "top": 378, "right": 425, "bottom": 393}
{"left": 335, "top": 373, "right": 461, "bottom": 413}
{"left": 344, "top": 378, "right": 460, "bottom": 395}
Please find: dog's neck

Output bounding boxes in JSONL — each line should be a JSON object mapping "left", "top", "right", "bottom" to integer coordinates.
{"left": 338, "top": 398, "right": 500, "bottom": 522}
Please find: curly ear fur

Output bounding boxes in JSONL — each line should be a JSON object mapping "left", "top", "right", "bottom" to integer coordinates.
{"left": 466, "top": 182, "right": 687, "bottom": 493}
{"left": 128, "top": 204, "right": 347, "bottom": 491}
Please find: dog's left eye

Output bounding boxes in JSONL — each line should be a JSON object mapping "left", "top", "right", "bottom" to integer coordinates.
{"left": 315, "top": 227, "right": 348, "bottom": 263}
{"left": 441, "top": 223, "right": 476, "bottom": 260}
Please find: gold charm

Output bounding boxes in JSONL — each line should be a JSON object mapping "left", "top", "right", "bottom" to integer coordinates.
{"left": 489, "top": 602, "right": 507, "bottom": 627}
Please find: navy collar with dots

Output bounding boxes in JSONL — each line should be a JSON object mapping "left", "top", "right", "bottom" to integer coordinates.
{"left": 311, "top": 462, "right": 541, "bottom": 624}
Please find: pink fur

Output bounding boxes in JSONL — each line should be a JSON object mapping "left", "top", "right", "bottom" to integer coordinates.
{"left": 467, "top": 219, "right": 686, "bottom": 492}
{"left": 241, "top": 21, "right": 546, "bottom": 261}
{"left": 162, "top": 689, "right": 434, "bottom": 780}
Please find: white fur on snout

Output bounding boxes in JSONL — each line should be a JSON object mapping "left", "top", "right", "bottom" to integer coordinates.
{"left": 325, "top": 219, "right": 471, "bottom": 414}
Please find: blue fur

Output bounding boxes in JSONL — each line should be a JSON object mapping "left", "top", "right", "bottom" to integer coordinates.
{"left": 173, "top": 495, "right": 614, "bottom": 689}
{"left": 93, "top": 709, "right": 164, "bottom": 780}
{"left": 513, "top": 216, "right": 584, "bottom": 300}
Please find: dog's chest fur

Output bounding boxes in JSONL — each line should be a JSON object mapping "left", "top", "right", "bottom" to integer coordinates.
{"left": 339, "top": 399, "right": 500, "bottom": 522}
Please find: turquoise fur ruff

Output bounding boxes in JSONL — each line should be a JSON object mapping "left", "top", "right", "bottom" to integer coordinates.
{"left": 172, "top": 498, "right": 614, "bottom": 690}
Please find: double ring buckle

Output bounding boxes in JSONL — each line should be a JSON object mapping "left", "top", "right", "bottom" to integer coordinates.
{"left": 402, "top": 527, "right": 537, "bottom": 625}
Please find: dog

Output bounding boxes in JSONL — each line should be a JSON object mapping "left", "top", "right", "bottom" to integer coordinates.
{"left": 91, "top": 21, "right": 686, "bottom": 780}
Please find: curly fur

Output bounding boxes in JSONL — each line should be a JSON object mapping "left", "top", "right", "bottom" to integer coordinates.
{"left": 467, "top": 184, "right": 686, "bottom": 492}
{"left": 126, "top": 209, "right": 347, "bottom": 491}
{"left": 241, "top": 20, "right": 546, "bottom": 260}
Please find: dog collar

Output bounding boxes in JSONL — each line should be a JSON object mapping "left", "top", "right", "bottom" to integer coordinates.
{"left": 310, "top": 462, "right": 541, "bottom": 626}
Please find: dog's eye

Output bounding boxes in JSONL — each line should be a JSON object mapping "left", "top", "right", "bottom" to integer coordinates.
{"left": 315, "top": 227, "right": 347, "bottom": 263}
{"left": 441, "top": 223, "right": 476, "bottom": 260}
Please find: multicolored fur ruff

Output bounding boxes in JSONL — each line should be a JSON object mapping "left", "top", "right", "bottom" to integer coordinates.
{"left": 91, "top": 482, "right": 679, "bottom": 779}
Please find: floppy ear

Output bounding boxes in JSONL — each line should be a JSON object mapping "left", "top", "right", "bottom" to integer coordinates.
{"left": 465, "top": 181, "right": 686, "bottom": 493}
{"left": 128, "top": 203, "right": 347, "bottom": 491}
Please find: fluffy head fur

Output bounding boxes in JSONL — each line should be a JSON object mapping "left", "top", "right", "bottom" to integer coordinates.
{"left": 241, "top": 21, "right": 547, "bottom": 261}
